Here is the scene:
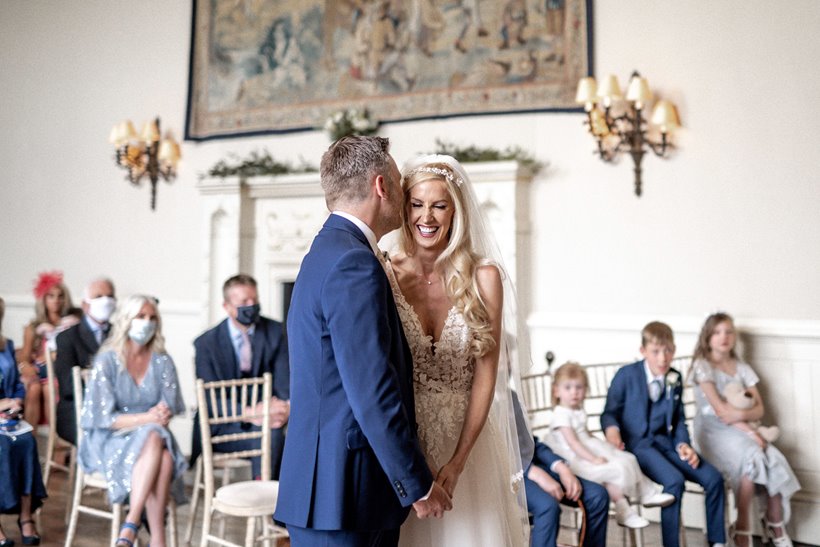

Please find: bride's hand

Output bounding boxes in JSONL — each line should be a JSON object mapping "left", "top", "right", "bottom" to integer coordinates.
{"left": 435, "top": 461, "right": 463, "bottom": 498}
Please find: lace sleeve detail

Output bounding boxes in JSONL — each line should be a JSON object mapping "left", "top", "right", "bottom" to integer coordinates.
{"left": 690, "top": 358, "right": 715, "bottom": 385}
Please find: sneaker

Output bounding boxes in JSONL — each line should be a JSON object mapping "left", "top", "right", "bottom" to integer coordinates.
{"left": 617, "top": 511, "right": 650, "bottom": 529}
{"left": 641, "top": 491, "right": 675, "bottom": 508}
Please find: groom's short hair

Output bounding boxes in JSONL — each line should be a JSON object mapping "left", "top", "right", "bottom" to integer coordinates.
{"left": 320, "top": 135, "right": 392, "bottom": 209}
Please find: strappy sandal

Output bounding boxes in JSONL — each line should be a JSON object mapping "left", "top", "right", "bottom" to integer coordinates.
{"left": 730, "top": 523, "right": 752, "bottom": 547}
{"left": 16, "top": 519, "right": 39, "bottom": 546}
{"left": 115, "top": 522, "right": 140, "bottom": 547}
{"left": 764, "top": 520, "right": 793, "bottom": 547}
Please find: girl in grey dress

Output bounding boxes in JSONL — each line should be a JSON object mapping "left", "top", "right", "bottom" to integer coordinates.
{"left": 79, "top": 295, "right": 187, "bottom": 547}
{"left": 690, "top": 313, "right": 799, "bottom": 547}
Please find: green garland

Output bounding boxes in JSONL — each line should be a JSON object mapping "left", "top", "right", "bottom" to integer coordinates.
{"left": 429, "top": 139, "right": 543, "bottom": 172}
{"left": 202, "top": 150, "right": 316, "bottom": 179}
{"left": 204, "top": 140, "right": 542, "bottom": 180}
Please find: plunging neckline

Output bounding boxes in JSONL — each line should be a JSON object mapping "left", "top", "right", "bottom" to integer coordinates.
{"left": 394, "top": 289, "right": 457, "bottom": 351}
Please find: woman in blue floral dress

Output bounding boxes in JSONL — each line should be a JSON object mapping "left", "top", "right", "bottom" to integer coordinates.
{"left": 79, "top": 295, "right": 187, "bottom": 547}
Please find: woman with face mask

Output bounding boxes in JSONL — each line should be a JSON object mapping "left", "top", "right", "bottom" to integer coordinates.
{"left": 78, "top": 295, "right": 187, "bottom": 547}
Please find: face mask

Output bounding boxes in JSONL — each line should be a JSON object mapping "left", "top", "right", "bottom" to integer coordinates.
{"left": 235, "top": 303, "right": 261, "bottom": 326}
{"left": 128, "top": 318, "right": 157, "bottom": 346}
{"left": 87, "top": 296, "right": 116, "bottom": 323}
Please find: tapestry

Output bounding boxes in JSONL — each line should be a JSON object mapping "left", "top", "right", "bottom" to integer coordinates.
{"left": 185, "top": 0, "right": 593, "bottom": 140}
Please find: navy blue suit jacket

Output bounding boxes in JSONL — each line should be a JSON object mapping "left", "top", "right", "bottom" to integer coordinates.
{"left": 600, "top": 360, "right": 690, "bottom": 451}
{"left": 274, "top": 214, "right": 432, "bottom": 531}
{"left": 194, "top": 316, "right": 289, "bottom": 395}
{"left": 191, "top": 316, "right": 289, "bottom": 465}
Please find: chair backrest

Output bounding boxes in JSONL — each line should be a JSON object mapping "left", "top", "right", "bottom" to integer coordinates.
{"left": 71, "top": 366, "right": 87, "bottom": 446}
{"left": 44, "top": 348, "right": 59, "bottom": 433}
{"left": 522, "top": 355, "right": 695, "bottom": 439}
{"left": 520, "top": 370, "right": 553, "bottom": 437}
{"left": 196, "top": 373, "right": 272, "bottom": 494}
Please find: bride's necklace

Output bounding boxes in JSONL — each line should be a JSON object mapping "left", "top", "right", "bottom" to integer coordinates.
{"left": 414, "top": 267, "right": 438, "bottom": 286}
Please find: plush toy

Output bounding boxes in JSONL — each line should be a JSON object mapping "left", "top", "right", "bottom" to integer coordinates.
{"left": 723, "top": 381, "right": 780, "bottom": 442}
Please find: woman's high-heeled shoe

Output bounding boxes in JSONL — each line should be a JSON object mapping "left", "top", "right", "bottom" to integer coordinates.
{"left": 115, "top": 522, "right": 140, "bottom": 547}
{"left": 0, "top": 525, "right": 14, "bottom": 547}
{"left": 15, "top": 520, "right": 39, "bottom": 546}
{"left": 765, "top": 520, "right": 793, "bottom": 547}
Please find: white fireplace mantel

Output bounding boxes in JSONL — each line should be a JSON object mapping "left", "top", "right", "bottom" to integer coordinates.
{"left": 196, "top": 161, "right": 535, "bottom": 328}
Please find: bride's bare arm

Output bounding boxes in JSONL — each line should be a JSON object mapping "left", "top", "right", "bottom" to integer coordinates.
{"left": 436, "top": 265, "right": 503, "bottom": 497}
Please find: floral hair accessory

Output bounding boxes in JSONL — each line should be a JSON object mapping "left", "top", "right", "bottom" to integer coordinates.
{"left": 403, "top": 166, "right": 464, "bottom": 187}
{"left": 33, "top": 270, "right": 63, "bottom": 299}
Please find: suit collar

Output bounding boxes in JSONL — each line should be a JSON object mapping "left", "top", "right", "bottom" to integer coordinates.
{"left": 324, "top": 213, "right": 371, "bottom": 249}
{"left": 331, "top": 211, "right": 380, "bottom": 254}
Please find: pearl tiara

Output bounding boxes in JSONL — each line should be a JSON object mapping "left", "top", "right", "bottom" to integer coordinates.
{"left": 403, "top": 166, "right": 464, "bottom": 187}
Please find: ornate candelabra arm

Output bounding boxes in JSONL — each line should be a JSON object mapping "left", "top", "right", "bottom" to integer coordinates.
{"left": 646, "top": 132, "right": 671, "bottom": 157}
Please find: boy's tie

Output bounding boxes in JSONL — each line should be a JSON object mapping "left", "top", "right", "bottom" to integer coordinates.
{"left": 649, "top": 378, "right": 663, "bottom": 402}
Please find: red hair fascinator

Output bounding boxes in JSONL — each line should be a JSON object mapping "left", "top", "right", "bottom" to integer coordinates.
{"left": 33, "top": 270, "right": 64, "bottom": 299}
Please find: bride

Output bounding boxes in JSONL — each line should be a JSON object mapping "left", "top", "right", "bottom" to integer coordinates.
{"left": 387, "top": 154, "right": 529, "bottom": 546}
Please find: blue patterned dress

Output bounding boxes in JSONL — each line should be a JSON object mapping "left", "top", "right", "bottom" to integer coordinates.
{"left": 690, "top": 359, "right": 800, "bottom": 522}
{"left": 0, "top": 339, "right": 47, "bottom": 514}
{"left": 79, "top": 350, "right": 188, "bottom": 504}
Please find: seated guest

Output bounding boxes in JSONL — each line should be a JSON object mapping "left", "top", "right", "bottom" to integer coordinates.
{"left": 602, "top": 321, "right": 726, "bottom": 547}
{"left": 54, "top": 276, "right": 116, "bottom": 445}
{"left": 0, "top": 297, "right": 46, "bottom": 546}
{"left": 192, "top": 274, "right": 290, "bottom": 479}
{"left": 79, "top": 295, "right": 187, "bottom": 547}
{"left": 17, "top": 270, "right": 76, "bottom": 433}
{"left": 513, "top": 391, "right": 608, "bottom": 547}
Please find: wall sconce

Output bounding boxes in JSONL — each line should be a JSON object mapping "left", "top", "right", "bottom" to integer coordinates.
{"left": 576, "top": 71, "right": 680, "bottom": 197}
{"left": 109, "top": 117, "right": 181, "bottom": 210}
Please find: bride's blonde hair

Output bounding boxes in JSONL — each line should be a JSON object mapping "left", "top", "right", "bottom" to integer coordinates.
{"left": 399, "top": 163, "right": 495, "bottom": 359}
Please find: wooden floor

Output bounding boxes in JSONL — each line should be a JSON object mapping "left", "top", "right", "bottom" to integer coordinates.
{"left": 0, "top": 432, "right": 805, "bottom": 546}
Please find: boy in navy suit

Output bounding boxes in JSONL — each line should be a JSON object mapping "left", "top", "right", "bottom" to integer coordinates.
{"left": 601, "top": 322, "right": 726, "bottom": 547}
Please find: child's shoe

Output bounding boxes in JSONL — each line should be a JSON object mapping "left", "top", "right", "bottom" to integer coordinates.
{"left": 615, "top": 499, "right": 649, "bottom": 529}
{"left": 641, "top": 491, "right": 675, "bottom": 508}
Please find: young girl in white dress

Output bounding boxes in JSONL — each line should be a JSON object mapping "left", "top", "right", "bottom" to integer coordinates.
{"left": 548, "top": 362, "right": 674, "bottom": 529}
{"left": 690, "top": 313, "right": 800, "bottom": 547}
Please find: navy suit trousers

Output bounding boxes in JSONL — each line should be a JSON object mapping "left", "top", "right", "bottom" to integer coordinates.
{"left": 633, "top": 443, "right": 725, "bottom": 547}
{"left": 525, "top": 463, "right": 609, "bottom": 547}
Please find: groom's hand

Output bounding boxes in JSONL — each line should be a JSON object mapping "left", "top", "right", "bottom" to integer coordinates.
{"left": 412, "top": 482, "right": 452, "bottom": 519}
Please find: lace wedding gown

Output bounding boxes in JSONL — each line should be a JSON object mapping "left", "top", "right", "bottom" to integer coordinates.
{"left": 389, "top": 274, "right": 529, "bottom": 546}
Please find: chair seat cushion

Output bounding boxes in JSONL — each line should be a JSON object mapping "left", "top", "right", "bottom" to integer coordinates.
{"left": 213, "top": 480, "right": 279, "bottom": 515}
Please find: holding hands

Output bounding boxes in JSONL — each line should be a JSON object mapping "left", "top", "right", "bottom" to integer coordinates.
{"left": 435, "top": 459, "right": 464, "bottom": 498}
{"left": 413, "top": 482, "right": 453, "bottom": 519}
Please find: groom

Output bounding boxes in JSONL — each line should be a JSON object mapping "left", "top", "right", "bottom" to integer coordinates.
{"left": 275, "top": 136, "right": 452, "bottom": 546}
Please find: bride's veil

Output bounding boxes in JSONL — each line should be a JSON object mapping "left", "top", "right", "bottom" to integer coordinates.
{"left": 397, "top": 153, "right": 534, "bottom": 538}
